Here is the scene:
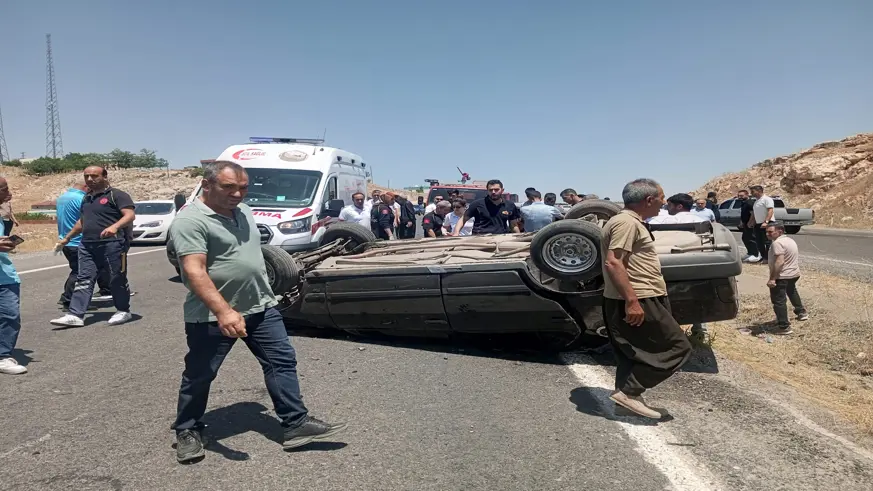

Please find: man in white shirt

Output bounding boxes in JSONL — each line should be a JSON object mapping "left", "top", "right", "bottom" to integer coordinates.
{"left": 424, "top": 195, "right": 443, "bottom": 215}
{"left": 749, "top": 185, "right": 775, "bottom": 261}
{"left": 648, "top": 193, "right": 706, "bottom": 225}
{"left": 338, "top": 192, "right": 370, "bottom": 228}
{"left": 691, "top": 198, "right": 716, "bottom": 222}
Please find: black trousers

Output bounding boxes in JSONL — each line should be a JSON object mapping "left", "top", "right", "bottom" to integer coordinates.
{"left": 754, "top": 225, "right": 770, "bottom": 260}
{"left": 60, "top": 246, "right": 111, "bottom": 305}
{"left": 2, "top": 220, "right": 12, "bottom": 236}
{"left": 740, "top": 226, "right": 759, "bottom": 257}
{"left": 770, "top": 277, "right": 806, "bottom": 328}
{"left": 603, "top": 296, "right": 692, "bottom": 396}
{"left": 68, "top": 241, "right": 130, "bottom": 316}
{"left": 397, "top": 222, "right": 416, "bottom": 239}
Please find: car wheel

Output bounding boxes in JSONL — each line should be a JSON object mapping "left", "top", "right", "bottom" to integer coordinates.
{"left": 785, "top": 226, "right": 801, "bottom": 235}
{"left": 530, "top": 220, "right": 603, "bottom": 282}
{"left": 320, "top": 222, "right": 377, "bottom": 253}
{"left": 261, "top": 245, "right": 300, "bottom": 294}
{"left": 563, "top": 199, "right": 623, "bottom": 221}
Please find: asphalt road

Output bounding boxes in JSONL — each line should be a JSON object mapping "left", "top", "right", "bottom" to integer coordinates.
{"left": 2, "top": 244, "right": 873, "bottom": 490}
{"left": 730, "top": 227, "right": 873, "bottom": 279}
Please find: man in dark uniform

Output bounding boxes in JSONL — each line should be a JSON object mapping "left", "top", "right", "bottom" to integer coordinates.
{"left": 705, "top": 191, "right": 721, "bottom": 222}
{"left": 395, "top": 195, "right": 417, "bottom": 239}
{"left": 52, "top": 166, "right": 136, "bottom": 328}
{"left": 452, "top": 179, "right": 520, "bottom": 236}
{"left": 422, "top": 200, "right": 451, "bottom": 238}
{"left": 371, "top": 192, "right": 396, "bottom": 240}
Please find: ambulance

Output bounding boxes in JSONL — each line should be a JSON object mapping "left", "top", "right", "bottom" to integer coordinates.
{"left": 188, "top": 137, "right": 369, "bottom": 252}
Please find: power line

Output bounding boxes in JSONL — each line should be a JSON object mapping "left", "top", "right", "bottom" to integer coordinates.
{"left": 45, "top": 33, "right": 63, "bottom": 158}
{"left": 0, "top": 105, "right": 9, "bottom": 163}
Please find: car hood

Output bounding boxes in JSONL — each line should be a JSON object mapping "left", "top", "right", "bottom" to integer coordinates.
{"left": 134, "top": 214, "right": 173, "bottom": 226}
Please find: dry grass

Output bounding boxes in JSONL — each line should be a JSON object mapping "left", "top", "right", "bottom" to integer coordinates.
{"left": 8, "top": 223, "right": 59, "bottom": 253}
{"left": 711, "top": 268, "right": 873, "bottom": 434}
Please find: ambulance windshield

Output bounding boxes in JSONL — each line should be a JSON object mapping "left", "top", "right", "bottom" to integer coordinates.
{"left": 243, "top": 168, "right": 322, "bottom": 208}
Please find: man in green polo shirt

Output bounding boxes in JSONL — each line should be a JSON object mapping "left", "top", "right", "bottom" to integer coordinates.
{"left": 168, "top": 161, "right": 346, "bottom": 464}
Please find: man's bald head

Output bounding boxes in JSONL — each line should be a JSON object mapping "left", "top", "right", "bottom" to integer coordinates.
{"left": 83, "top": 166, "right": 109, "bottom": 192}
{"left": 0, "top": 177, "right": 10, "bottom": 203}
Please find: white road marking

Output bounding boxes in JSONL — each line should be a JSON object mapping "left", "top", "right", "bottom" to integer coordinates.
{"left": 561, "top": 352, "right": 722, "bottom": 491}
{"left": 17, "top": 247, "right": 167, "bottom": 276}
{"left": 734, "top": 242, "right": 873, "bottom": 268}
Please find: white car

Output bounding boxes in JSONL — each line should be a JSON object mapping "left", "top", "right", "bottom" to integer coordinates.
{"left": 131, "top": 200, "right": 176, "bottom": 244}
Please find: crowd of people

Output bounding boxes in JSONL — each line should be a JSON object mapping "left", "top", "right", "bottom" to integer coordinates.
{"left": 0, "top": 166, "right": 810, "bottom": 460}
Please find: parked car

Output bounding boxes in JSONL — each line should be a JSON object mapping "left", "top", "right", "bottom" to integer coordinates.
{"left": 717, "top": 196, "right": 814, "bottom": 234}
{"left": 131, "top": 200, "right": 177, "bottom": 244}
{"left": 166, "top": 200, "right": 738, "bottom": 351}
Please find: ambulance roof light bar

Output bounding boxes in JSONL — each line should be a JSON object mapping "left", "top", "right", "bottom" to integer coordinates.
{"left": 249, "top": 136, "right": 325, "bottom": 145}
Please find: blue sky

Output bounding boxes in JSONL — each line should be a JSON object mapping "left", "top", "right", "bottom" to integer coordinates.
{"left": 1, "top": 0, "right": 871, "bottom": 198}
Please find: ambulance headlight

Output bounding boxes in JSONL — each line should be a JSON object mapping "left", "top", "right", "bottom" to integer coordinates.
{"left": 277, "top": 217, "right": 311, "bottom": 234}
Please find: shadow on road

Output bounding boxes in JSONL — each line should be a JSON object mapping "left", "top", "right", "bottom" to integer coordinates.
{"left": 11, "top": 348, "right": 34, "bottom": 366}
{"left": 195, "top": 401, "right": 347, "bottom": 461}
{"left": 286, "top": 325, "right": 583, "bottom": 365}
{"left": 569, "top": 387, "right": 674, "bottom": 425}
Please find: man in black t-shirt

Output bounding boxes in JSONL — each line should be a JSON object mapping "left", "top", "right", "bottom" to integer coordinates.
{"left": 735, "top": 189, "right": 759, "bottom": 260}
{"left": 52, "top": 166, "right": 137, "bottom": 327}
{"left": 452, "top": 179, "right": 520, "bottom": 235}
{"left": 422, "top": 200, "right": 451, "bottom": 238}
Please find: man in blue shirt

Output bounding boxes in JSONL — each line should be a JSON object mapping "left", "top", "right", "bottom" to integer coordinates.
{"left": 0, "top": 177, "right": 26, "bottom": 375}
{"left": 519, "top": 190, "right": 563, "bottom": 232}
{"left": 691, "top": 198, "right": 716, "bottom": 222}
{"left": 55, "top": 183, "right": 112, "bottom": 310}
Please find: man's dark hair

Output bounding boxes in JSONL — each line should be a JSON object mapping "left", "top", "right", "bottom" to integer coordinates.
{"left": 454, "top": 198, "right": 467, "bottom": 208}
{"left": 707, "top": 191, "right": 717, "bottom": 199}
{"left": 447, "top": 189, "right": 458, "bottom": 195}
{"left": 524, "top": 187, "right": 537, "bottom": 198}
{"left": 737, "top": 189, "right": 749, "bottom": 195}
{"left": 667, "top": 193, "right": 694, "bottom": 212}
{"left": 486, "top": 179, "right": 503, "bottom": 189}
{"left": 750, "top": 185, "right": 764, "bottom": 193}
{"left": 352, "top": 192, "right": 365, "bottom": 199}
{"left": 528, "top": 190, "right": 542, "bottom": 199}
{"left": 766, "top": 222, "right": 785, "bottom": 233}
{"left": 544, "top": 192, "right": 557, "bottom": 204}
{"left": 560, "top": 188, "right": 577, "bottom": 197}
{"left": 204, "top": 160, "right": 246, "bottom": 183}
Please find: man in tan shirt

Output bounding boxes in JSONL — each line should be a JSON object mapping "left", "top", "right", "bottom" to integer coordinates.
{"left": 766, "top": 223, "right": 808, "bottom": 334}
{"left": 601, "top": 178, "right": 692, "bottom": 419}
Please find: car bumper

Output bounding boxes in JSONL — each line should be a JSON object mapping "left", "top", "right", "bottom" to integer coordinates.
{"left": 131, "top": 228, "right": 168, "bottom": 242}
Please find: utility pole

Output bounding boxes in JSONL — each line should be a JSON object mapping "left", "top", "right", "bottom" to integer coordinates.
{"left": 45, "top": 34, "right": 64, "bottom": 158}
{"left": 0, "top": 105, "right": 9, "bottom": 163}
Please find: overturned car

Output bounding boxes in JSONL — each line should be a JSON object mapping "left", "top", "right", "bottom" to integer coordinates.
{"left": 168, "top": 200, "right": 742, "bottom": 350}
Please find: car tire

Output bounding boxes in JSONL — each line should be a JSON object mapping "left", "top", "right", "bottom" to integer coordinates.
{"left": 261, "top": 245, "right": 300, "bottom": 295}
{"left": 530, "top": 220, "right": 603, "bottom": 282}
{"left": 785, "top": 226, "right": 801, "bottom": 235}
{"left": 320, "top": 222, "right": 377, "bottom": 252}
{"left": 563, "top": 199, "right": 623, "bottom": 221}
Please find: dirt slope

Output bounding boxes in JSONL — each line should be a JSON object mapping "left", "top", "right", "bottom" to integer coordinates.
{"left": 693, "top": 133, "right": 873, "bottom": 228}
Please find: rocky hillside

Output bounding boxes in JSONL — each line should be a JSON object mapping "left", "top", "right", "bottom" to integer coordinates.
{"left": 694, "top": 133, "right": 873, "bottom": 228}
{"left": 0, "top": 166, "right": 420, "bottom": 211}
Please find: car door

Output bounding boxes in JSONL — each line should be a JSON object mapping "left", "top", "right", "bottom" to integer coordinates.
{"left": 718, "top": 199, "right": 739, "bottom": 227}
{"left": 325, "top": 267, "right": 450, "bottom": 336}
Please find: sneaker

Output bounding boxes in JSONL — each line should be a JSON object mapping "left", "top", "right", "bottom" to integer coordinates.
{"left": 176, "top": 429, "right": 205, "bottom": 463}
{"left": 744, "top": 255, "right": 761, "bottom": 263}
{"left": 774, "top": 326, "right": 793, "bottom": 335}
{"left": 282, "top": 416, "right": 348, "bottom": 450}
{"left": 50, "top": 314, "right": 85, "bottom": 327}
{"left": 609, "top": 391, "right": 661, "bottom": 419}
{"left": 108, "top": 311, "right": 133, "bottom": 326}
{"left": 0, "top": 357, "right": 27, "bottom": 375}
{"left": 797, "top": 313, "right": 809, "bottom": 321}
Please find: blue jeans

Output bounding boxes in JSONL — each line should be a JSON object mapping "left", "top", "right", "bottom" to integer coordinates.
{"left": 172, "top": 307, "right": 309, "bottom": 432}
{"left": 0, "top": 283, "right": 22, "bottom": 358}
{"left": 69, "top": 240, "right": 130, "bottom": 317}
